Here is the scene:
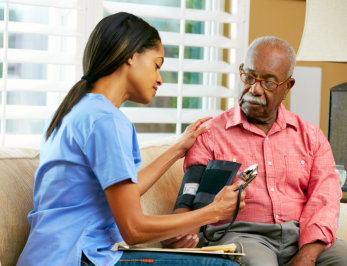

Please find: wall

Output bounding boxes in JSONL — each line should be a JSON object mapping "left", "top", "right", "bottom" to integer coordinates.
{"left": 249, "top": 0, "right": 347, "bottom": 135}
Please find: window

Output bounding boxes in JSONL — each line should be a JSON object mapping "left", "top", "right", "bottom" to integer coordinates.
{"left": 104, "top": 0, "right": 250, "bottom": 142}
{"left": 0, "top": 0, "right": 249, "bottom": 147}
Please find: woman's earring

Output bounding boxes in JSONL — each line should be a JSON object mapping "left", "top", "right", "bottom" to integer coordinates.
{"left": 128, "top": 60, "right": 133, "bottom": 65}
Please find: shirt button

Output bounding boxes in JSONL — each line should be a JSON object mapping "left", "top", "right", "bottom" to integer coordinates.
{"left": 233, "top": 158, "right": 236, "bottom": 162}
{"left": 275, "top": 214, "right": 279, "bottom": 219}
{"left": 265, "top": 137, "right": 269, "bottom": 141}
{"left": 270, "top": 187, "right": 274, "bottom": 192}
{"left": 301, "top": 160, "right": 305, "bottom": 165}
{"left": 268, "top": 161, "right": 272, "bottom": 166}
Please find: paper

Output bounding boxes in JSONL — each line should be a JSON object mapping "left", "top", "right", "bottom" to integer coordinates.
{"left": 117, "top": 243, "right": 244, "bottom": 257}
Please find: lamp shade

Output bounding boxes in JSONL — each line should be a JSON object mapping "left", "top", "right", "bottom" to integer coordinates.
{"left": 296, "top": 0, "right": 347, "bottom": 62}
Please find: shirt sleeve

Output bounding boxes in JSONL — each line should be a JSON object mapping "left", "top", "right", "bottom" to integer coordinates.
{"left": 298, "top": 126, "right": 341, "bottom": 249}
{"left": 83, "top": 114, "right": 138, "bottom": 190}
{"left": 183, "top": 124, "right": 214, "bottom": 172}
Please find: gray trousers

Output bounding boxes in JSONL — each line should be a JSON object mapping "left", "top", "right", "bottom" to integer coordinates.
{"left": 200, "top": 221, "right": 347, "bottom": 266}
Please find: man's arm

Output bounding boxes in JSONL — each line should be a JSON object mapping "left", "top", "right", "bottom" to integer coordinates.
{"left": 290, "top": 241, "right": 326, "bottom": 266}
{"left": 296, "top": 127, "right": 341, "bottom": 262}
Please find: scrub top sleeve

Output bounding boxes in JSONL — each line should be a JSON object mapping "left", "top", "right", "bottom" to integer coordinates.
{"left": 83, "top": 114, "right": 138, "bottom": 190}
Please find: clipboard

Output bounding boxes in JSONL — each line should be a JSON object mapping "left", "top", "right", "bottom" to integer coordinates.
{"left": 116, "top": 243, "right": 245, "bottom": 262}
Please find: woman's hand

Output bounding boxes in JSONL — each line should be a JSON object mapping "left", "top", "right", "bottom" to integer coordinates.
{"left": 176, "top": 117, "right": 212, "bottom": 158}
{"left": 212, "top": 181, "right": 246, "bottom": 221}
{"left": 137, "top": 117, "right": 211, "bottom": 195}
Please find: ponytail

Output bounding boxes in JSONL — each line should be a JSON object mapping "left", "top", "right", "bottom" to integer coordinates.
{"left": 45, "top": 79, "right": 92, "bottom": 140}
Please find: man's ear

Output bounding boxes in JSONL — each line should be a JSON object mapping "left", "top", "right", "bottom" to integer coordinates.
{"left": 283, "top": 78, "right": 295, "bottom": 100}
{"left": 287, "top": 78, "right": 295, "bottom": 90}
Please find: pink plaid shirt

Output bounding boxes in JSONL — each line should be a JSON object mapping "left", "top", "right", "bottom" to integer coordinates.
{"left": 184, "top": 103, "right": 341, "bottom": 248}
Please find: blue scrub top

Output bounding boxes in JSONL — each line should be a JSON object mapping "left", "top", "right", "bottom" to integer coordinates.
{"left": 17, "top": 93, "right": 141, "bottom": 266}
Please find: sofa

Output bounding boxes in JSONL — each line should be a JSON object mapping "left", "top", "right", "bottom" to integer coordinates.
{"left": 1, "top": 138, "right": 347, "bottom": 266}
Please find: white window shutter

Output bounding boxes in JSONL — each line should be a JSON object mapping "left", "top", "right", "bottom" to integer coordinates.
{"left": 0, "top": 0, "right": 250, "bottom": 147}
{"left": 104, "top": 0, "right": 250, "bottom": 142}
{"left": 0, "top": 0, "right": 102, "bottom": 147}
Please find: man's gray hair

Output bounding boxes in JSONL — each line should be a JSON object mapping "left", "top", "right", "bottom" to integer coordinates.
{"left": 245, "top": 36, "right": 296, "bottom": 76}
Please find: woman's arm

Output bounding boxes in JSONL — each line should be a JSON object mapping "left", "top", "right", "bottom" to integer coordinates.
{"left": 137, "top": 117, "right": 211, "bottom": 195}
{"left": 160, "top": 208, "right": 201, "bottom": 248}
{"left": 105, "top": 179, "right": 245, "bottom": 245}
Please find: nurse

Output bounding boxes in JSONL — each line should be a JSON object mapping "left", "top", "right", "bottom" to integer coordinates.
{"left": 17, "top": 12, "right": 245, "bottom": 266}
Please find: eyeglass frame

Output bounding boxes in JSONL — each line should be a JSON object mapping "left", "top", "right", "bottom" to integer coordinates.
{"left": 239, "top": 63, "right": 291, "bottom": 91}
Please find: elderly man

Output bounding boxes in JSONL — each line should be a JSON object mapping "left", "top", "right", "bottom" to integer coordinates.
{"left": 164, "top": 36, "right": 347, "bottom": 265}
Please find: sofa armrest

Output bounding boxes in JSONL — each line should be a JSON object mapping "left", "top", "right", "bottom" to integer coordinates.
{"left": 337, "top": 203, "right": 347, "bottom": 242}
{"left": 0, "top": 148, "right": 39, "bottom": 266}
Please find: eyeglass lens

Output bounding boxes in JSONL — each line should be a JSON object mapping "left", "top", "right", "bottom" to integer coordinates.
{"left": 240, "top": 73, "right": 277, "bottom": 90}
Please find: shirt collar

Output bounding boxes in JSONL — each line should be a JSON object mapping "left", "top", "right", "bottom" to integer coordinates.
{"left": 225, "top": 102, "right": 298, "bottom": 131}
{"left": 276, "top": 104, "right": 298, "bottom": 131}
{"left": 225, "top": 102, "right": 244, "bottom": 129}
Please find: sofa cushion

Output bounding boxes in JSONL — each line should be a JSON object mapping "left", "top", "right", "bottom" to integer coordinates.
{"left": 139, "top": 138, "right": 183, "bottom": 216}
{"left": 0, "top": 148, "right": 39, "bottom": 266}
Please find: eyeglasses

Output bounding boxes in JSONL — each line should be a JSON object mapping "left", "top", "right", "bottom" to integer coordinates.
{"left": 239, "top": 63, "right": 291, "bottom": 91}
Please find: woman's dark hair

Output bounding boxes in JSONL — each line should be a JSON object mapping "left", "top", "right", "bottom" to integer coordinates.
{"left": 45, "top": 12, "right": 161, "bottom": 140}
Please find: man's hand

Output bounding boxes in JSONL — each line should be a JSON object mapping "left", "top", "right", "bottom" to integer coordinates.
{"left": 290, "top": 241, "right": 326, "bottom": 266}
{"left": 161, "top": 232, "right": 200, "bottom": 248}
{"left": 161, "top": 208, "right": 200, "bottom": 248}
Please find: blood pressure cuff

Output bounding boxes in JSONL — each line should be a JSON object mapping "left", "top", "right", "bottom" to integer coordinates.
{"left": 174, "top": 160, "right": 241, "bottom": 210}
{"left": 193, "top": 160, "right": 241, "bottom": 210}
{"left": 174, "top": 164, "right": 206, "bottom": 210}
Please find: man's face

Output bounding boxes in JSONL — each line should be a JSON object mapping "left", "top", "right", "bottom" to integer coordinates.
{"left": 238, "top": 45, "right": 294, "bottom": 125}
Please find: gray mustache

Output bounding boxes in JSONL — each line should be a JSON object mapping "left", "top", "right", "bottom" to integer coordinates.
{"left": 242, "top": 92, "right": 266, "bottom": 105}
